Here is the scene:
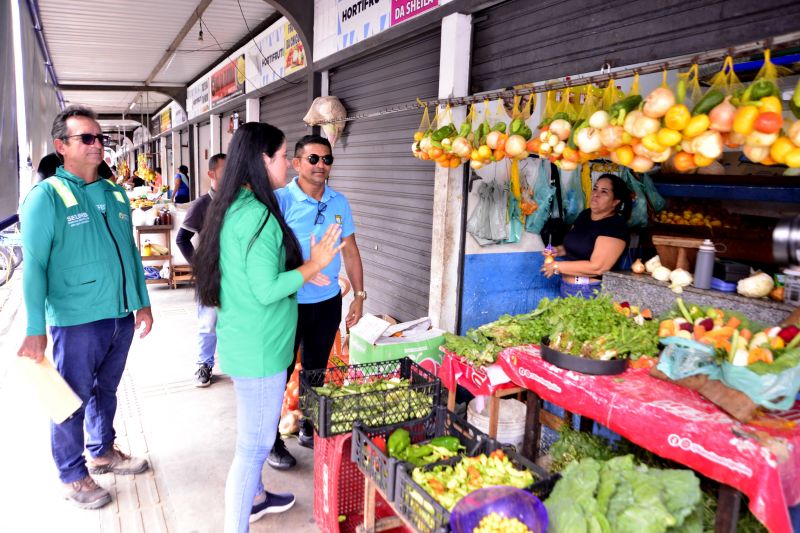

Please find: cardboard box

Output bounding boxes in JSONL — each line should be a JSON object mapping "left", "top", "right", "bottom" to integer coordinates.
{"left": 348, "top": 314, "right": 445, "bottom": 374}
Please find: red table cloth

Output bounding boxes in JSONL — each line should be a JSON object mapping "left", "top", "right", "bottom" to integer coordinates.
{"left": 496, "top": 345, "right": 800, "bottom": 533}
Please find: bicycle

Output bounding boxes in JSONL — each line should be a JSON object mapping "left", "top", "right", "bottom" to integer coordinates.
{"left": 0, "top": 214, "right": 22, "bottom": 287}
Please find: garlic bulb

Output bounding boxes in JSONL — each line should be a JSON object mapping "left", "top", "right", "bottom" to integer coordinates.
{"left": 631, "top": 259, "right": 646, "bottom": 274}
{"left": 669, "top": 268, "right": 693, "bottom": 287}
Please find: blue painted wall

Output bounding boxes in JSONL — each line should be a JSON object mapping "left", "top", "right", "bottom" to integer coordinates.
{"left": 459, "top": 252, "right": 560, "bottom": 334}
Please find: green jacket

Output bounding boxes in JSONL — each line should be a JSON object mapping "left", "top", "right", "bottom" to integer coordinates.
{"left": 216, "top": 188, "right": 304, "bottom": 377}
{"left": 20, "top": 167, "right": 150, "bottom": 335}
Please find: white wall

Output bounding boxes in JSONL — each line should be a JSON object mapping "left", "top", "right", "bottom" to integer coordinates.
{"left": 197, "top": 123, "right": 211, "bottom": 195}
{"left": 313, "top": 0, "right": 339, "bottom": 61}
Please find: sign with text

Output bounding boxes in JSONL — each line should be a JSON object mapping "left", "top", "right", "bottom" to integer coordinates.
{"left": 160, "top": 108, "right": 171, "bottom": 132}
{"left": 391, "top": 0, "right": 438, "bottom": 25}
{"left": 284, "top": 21, "right": 306, "bottom": 75}
{"left": 211, "top": 55, "right": 246, "bottom": 108}
{"left": 337, "top": 0, "right": 390, "bottom": 51}
{"left": 187, "top": 76, "right": 210, "bottom": 119}
{"left": 246, "top": 19, "right": 285, "bottom": 90}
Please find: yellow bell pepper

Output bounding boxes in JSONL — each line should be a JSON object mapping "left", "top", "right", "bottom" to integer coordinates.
{"left": 759, "top": 96, "right": 782, "bottom": 115}
{"left": 642, "top": 134, "right": 666, "bottom": 153}
{"left": 683, "top": 115, "right": 710, "bottom": 138}
{"left": 770, "top": 137, "right": 795, "bottom": 165}
{"left": 664, "top": 105, "right": 691, "bottom": 131}
{"left": 786, "top": 148, "right": 800, "bottom": 169}
{"left": 733, "top": 106, "right": 759, "bottom": 135}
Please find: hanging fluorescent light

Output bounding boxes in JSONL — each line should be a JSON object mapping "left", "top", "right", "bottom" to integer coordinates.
{"left": 198, "top": 20, "right": 204, "bottom": 42}
{"left": 129, "top": 101, "right": 137, "bottom": 110}
{"left": 165, "top": 51, "right": 177, "bottom": 71}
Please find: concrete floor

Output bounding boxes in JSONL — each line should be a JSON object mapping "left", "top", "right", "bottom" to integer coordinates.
{"left": 0, "top": 281, "right": 320, "bottom": 532}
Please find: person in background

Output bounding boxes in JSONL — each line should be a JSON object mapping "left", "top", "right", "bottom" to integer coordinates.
{"left": 173, "top": 164, "right": 191, "bottom": 204}
{"left": 542, "top": 173, "right": 632, "bottom": 298}
{"left": 17, "top": 106, "right": 153, "bottom": 510}
{"left": 176, "top": 153, "right": 227, "bottom": 387}
{"left": 268, "top": 134, "right": 366, "bottom": 470}
{"left": 111, "top": 165, "right": 118, "bottom": 180}
{"left": 35, "top": 152, "right": 113, "bottom": 185}
{"left": 154, "top": 167, "right": 163, "bottom": 190}
{"left": 192, "top": 123, "right": 344, "bottom": 531}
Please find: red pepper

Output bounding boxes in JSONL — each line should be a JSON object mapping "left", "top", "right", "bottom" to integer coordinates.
{"left": 372, "top": 436, "right": 387, "bottom": 454}
{"left": 778, "top": 326, "right": 800, "bottom": 344}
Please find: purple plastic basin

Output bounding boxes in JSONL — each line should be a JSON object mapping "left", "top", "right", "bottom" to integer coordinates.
{"left": 449, "top": 486, "right": 548, "bottom": 533}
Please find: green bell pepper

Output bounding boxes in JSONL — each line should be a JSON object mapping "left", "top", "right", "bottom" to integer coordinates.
{"left": 387, "top": 429, "right": 410, "bottom": 458}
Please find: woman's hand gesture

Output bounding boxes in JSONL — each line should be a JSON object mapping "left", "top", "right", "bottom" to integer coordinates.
{"left": 309, "top": 224, "right": 345, "bottom": 271}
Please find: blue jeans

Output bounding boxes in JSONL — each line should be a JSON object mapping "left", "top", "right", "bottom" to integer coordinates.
{"left": 197, "top": 304, "right": 217, "bottom": 367}
{"left": 50, "top": 314, "right": 135, "bottom": 483}
{"left": 225, "top": 372, "right": 287, "bottom": 533}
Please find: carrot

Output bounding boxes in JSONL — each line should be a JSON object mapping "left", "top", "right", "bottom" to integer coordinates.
{"left": 715, "top": 339, "right": 732, "bottom": 352}
{"left": 725, "top": 316, "right": 741, "bottom": 329}
{"left": 704, "top": 326, "right": 735, "bottom": 340}
{"left": 693, "top": 325, "right": 707, "bottom": 340}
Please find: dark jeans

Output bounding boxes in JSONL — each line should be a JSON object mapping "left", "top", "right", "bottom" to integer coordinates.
{"left": 50, "top": 314, "right": 135, "bottom": 483}
{"left": 287, "top": 293, "right": 342, "bottom": 387}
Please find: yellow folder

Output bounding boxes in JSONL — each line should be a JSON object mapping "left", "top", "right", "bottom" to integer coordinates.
{"left": 13, "top": 356, "right": 82, "bottom": 424}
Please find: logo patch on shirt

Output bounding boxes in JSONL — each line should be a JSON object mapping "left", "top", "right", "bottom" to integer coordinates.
{"left": 66, "top": 212, "right": 90, "bottom": 228}
{"left": 118, "top": 211, "right": 129, "bottom": 221}
{"left": 335, "top": 214, "right": 342, "bottom": 225}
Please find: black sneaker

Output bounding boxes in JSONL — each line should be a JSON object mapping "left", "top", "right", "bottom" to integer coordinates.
{"left": 250, "top": 491, "right": 296, "bottom": 523}
{"left": 194, "top": 364, "right": 212, "bottom": 388}
{"left": 267, "top": 435, "right": 296, "bottom": 470}
{"left": 298, "top": 419, "right": 314, "bottom": 449}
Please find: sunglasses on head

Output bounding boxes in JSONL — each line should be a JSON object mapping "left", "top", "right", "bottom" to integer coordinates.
{"left": 302, "top": 154, "right": 334, "bottom": 166}
{"left": 63, "top": 133, "right": 110, "bottom": 146}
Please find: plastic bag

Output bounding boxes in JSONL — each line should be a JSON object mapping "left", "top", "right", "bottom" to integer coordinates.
{"left": 576, "top": 84, "right": 600, "bottom": 121}
{"left": 656, "top": 337, "right": 721, "bottom": 381}
{"left": 553, "top": 87, "right": 577, "bottom": 123}
{"left": 754, "top": 48, "right": 792, "bottom": 84}
{"left": 525, "top": 159, "right": 554, "bottom": 234}
{"left": 540, "top": 90, "right": 558, "bottom": 127}
{"left": 627, "top": 72, "right": 640, "bottom": 97}
{"left": 560, "top": 166, "right": 585, "bottom": 225}
{"left": 619, "top": 167, "right": 649, "bottom": 228}
{"left": 641, "top": 172, "right": 666, "bottom": 213}
{"left": 489, "top": 179, "right": 509, "bottom": 242}
{"left": 505, "top": 192, "right": 522, "bottom": 244}
{"left": 721, "top": 361, "right": 800, "bottom": 411}
{"left": 466, "top": 181, "right": 493, "bottom": 242}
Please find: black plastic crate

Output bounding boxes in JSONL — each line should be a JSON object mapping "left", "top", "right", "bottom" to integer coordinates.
{"left": 351, "top": 405, "right": 497, "bottom": 502}
{"left": 393, "top": 450, "right": 553, "bottom": 533}
{"left": 299, "top": 357, "right": 441, "bottom": 438}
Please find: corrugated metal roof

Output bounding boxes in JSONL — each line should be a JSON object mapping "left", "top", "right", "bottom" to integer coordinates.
{"left": 38, "top": 0, "right": 276, "bottom": 112}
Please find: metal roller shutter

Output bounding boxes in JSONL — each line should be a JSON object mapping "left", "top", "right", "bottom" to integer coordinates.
{"left": 328, "top": 30, "right": 440, "bottom": 322}
{"left": 260, "top": 81, "right": 310, "bottom": 184}
{"left": 471, "top": 0, "right": 800, "bottom": 93}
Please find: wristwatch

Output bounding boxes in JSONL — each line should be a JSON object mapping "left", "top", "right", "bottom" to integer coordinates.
{"left": 354, "top": 290, "right": 367, "bottom": 300}
{"left": 552, "top": 262, "right": 560, "bottom": 276}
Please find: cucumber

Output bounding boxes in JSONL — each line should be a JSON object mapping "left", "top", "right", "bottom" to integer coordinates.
{"left": 609, "top": 95, "right": 642, "bottom": 119}
{"left": 691, "top": 90, "right": 724, "bottom": 116}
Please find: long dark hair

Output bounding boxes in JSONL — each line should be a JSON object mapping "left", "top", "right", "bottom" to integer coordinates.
{"left": 194, "top": 122, "right": 303, "bottom": 307}
{"left": 596, "top": 173, "right": 633, "bottom": 221}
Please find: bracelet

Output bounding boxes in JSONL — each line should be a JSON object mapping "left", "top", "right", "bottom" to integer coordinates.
{"left": 553, "top": 262, "right": 560, "bottom": 276}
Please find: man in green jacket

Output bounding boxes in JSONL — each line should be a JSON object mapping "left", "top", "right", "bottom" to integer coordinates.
{"left": 16, "top": 106, "right": 154, "bottom": 510}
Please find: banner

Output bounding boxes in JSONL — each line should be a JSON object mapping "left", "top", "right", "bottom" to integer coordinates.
{"left": 187, "top": 76, "right": 210, "bottom": 119}
{"left": 246, "top": 20, "right": 285, "bottom": 90}
{"left": 171, "top": 101, "right": 187, "bottom": 127}
{"left": 337, "top": 0, "right": 439, "bottom": 50}
{"left": 284, "top": 21, "right": 306, "bottom": 75}
{"left": 160, "top": 108, "right": 171, "bottom": 132}
{"left": 211, "top": 55, "right": 246, "bottom": 108}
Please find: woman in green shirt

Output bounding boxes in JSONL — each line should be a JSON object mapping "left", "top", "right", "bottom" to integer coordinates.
{"left": 193, "top": 122, "right": 343, "bottom": 532}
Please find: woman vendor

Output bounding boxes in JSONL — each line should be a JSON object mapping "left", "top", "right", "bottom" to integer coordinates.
{"left": 542, "top": 173, "right": 632, "bottom": 297}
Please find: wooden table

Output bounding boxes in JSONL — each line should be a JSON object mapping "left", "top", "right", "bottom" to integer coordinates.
{"left": 357, "top": 477, "right": 414, "bottom": 533}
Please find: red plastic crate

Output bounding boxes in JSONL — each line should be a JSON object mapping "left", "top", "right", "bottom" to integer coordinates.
{"left": 313, "top": 432, "right": 410, "bottom": 533}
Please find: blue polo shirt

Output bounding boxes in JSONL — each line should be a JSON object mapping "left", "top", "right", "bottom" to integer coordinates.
{"left": 275, "top": 177, "right": 355, "bottom": 304}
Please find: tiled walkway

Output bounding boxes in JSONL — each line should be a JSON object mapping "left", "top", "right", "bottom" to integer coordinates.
{"left": 0, "top": 282, "right": 318, "bottom": 532}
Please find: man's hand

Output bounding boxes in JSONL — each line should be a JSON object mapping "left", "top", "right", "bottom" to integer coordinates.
{"left": 346, "top": 298, "right": 364, "bottom": 329}
{"left": 18, "top": 335, "right": 47, "bottom": 363}
{"left": 135, "top": 307, "right": 154, "bottom": 338}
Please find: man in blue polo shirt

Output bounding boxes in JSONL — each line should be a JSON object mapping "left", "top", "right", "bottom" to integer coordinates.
{"left": 270, "top": 134, "right": 365, "bottom": 469}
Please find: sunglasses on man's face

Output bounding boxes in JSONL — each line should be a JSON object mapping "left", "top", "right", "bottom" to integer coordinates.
{"left": 63, "top": 133, "right": 110, "bottom": 147}
{"left": 302, "top": 154, "right": 334, "bottom": 166}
